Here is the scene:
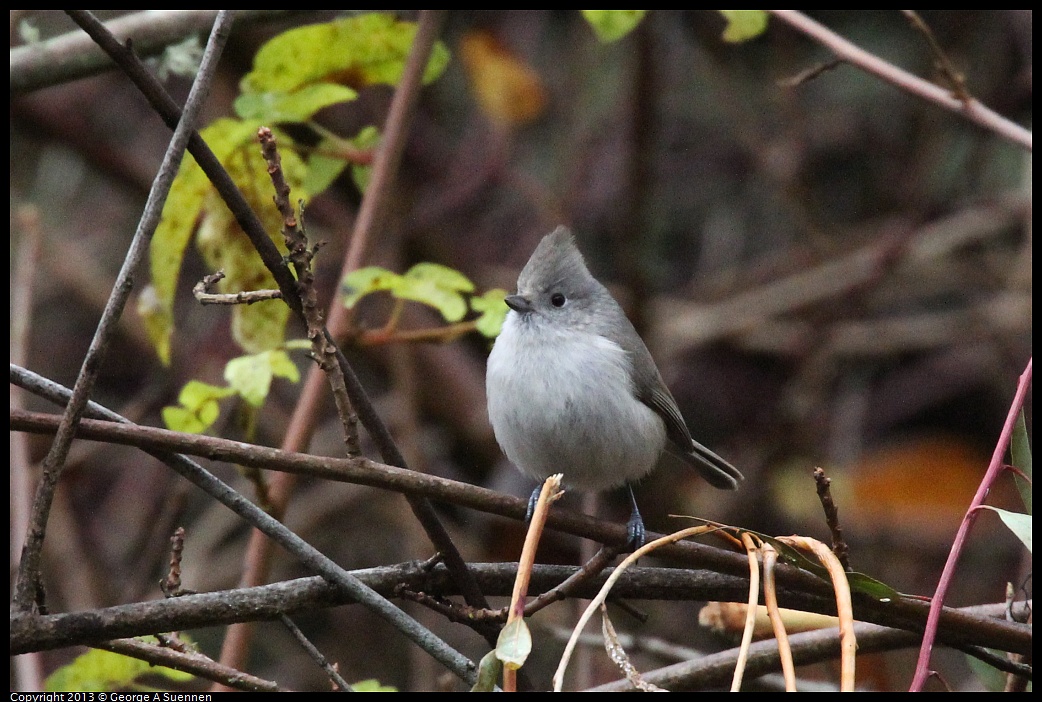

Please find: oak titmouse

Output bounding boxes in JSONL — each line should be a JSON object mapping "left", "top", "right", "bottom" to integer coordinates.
{"left": 486, "top": 226, "right": 742, "bottom": 547}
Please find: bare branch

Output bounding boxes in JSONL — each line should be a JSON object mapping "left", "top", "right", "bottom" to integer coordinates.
{"left": 769, "top": 10, "right": 1031, "bottom": 150}
{"left": 910, "top": 358, "right": 1033, "bottom": 689}
{"left": 280, "top": 613, "right": 353, "bottom": 691}
{"left": 10, "top": 11, "right": 296, "bottom": 93}
{"left": 9, "top": 365, "right": 477, "bottom": 685}
{"left": 11, "top": 561, "right": 1030, "bottom": 659}
{"left": 13, "top": 10, "right": 235, "bottom": 614}
{"left": 192, "top": 270, "right": 283, "bottom": 305}
{"left": 97, "top": 638, "right": 280, "bottom": 692}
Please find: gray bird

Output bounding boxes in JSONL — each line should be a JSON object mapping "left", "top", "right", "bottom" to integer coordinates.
{"left": 486, "top": 226, "right": 742, "bottom": 547}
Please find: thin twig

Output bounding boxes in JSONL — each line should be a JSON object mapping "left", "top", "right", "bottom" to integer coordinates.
{"left": 777, "top": 58, "right": 843, "bottom": 88}
{"left": 10, "top": 11, "right": 296, "bottom": 93}
{"left": 901, "top": 10, "right": 970, "bottom": 101}
{"left": 525, "top": 545, "right": 620, "bottom": 616}
{"left": 768, "top": 10, "right": 1031, "bottom": 151}
{"left": 279, "top": 613, "right": 353, "bottom": 691}
{"left": 910, "top": 358, "right": 1033, "bottom": 690}
{"left": 813, "top": 467, "right": 850, "bottom": 571}
{"left": 396, "top": 585, "right": 477, "bottom": 621}
{"left": 10, "top": 551, "right": 1031, "bottom": 661}
{"left": 13, "top": 9, "right": 235, "bottom": 614}
{"left": 96, "top": 637, "right": 280, "bottom": 692}
{"left": 343, "top": 9, "right": 445, "bottom": 271}
{"left": 193, "top": 270, "right": 283, "bottom": 305}
{"left": 160, "top": 527, "right": 187, "bottom": 597}
{"left": 258, "top": 128, "right": 361, "bottom": 456}
{"left": 10, "top": 205, "right": 45, "bottom": 691}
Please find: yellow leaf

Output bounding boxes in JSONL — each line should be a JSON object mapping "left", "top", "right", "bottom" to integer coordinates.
{"left": 718, "top": 10, "right": 769, "bottom": 43}
{"left": 581, "top": 10, "right": 647, "bottom": 43}
{"left": 241, "top": 14, "right": 449, "bottom": 94}
{"left": 461, "top": 31, "right": 546, "bottom": 127}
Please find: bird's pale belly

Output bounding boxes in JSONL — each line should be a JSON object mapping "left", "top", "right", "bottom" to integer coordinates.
{"left": 487, "top": 326, "right": 666, "bottom": 491}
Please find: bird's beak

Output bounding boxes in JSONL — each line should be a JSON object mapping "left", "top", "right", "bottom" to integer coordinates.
{"left": 505, "top": 294, "right": 534, "bottom": 314}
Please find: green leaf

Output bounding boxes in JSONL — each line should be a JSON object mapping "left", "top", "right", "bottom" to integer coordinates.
{"left": 234, "top": 83, "right": 358, "bottom": 122}
{"left": 845, "top": 571, "right": 903, "bottom": 602}
{"left": 162, "top": 405, "right": 215, "bottom": 435}
{"left": 495, "top": 617, "right": 532, "bottom": 670}
{"left": 178, "top": 379, "right": 236, "bottom": 411}
{"left": 1011, "top": 410, "right": 1032, "bottom": 514}
{"left": 350, "top": 679, "right": 398, "bottom": 692}
{"left": 225, "top": 350, "right": 300, "bottom": 408}
{"left": 225, "top": 354, "right": 272, "bottom": 408}
{"left": 231, "top": 297, "right": 292, "bottom": 356}
{"left": 718, "top": 10, "right": 769, "bottom": 43}
{"left": 45, "top": 639, "right": 194, "bottom": 692}
{"left": 341, "top": 266, "right": 403, "bottom": 308}
{"left": 979, "top": 507, "right": 1032, "bottom": 553}
{"left": 471, "top": 288, "right": 509, "bottom": 338}
{"left": 394, "top": 262, "right": 475, "bottom": 322}
{"left": 405, "top": 262, "right": 475, "bottom": 293}
{"left": 240, "top": 14, "right": 450, "bottom": 96}
{"left": 342, "top": 262, "right": 479, "bottom": 322}
{"left": 471, "top": 650, "right": 503, "bottom": 692}
{"left": 162, "top": 380, "right": 234, "bottom": 433}
{"left": 266, "top": 349, "right": 301, "bottom": 382}
{"left": 302, "top": 146, "right": 350, "bottom": 197}
{"left": 581, "top": 10, "right": 647, "bottom": 43}
{"left": 395, "top": 278, "right": 468, "bottom": 322}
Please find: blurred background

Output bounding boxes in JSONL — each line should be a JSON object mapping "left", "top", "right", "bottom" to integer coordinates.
{"left": 10, "top": 10, "right": 1031, "bottom": 691}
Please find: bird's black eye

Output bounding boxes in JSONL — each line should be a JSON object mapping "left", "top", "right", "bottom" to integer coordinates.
{"left": 550, "top": 292, "right": 566, "bottom": 307}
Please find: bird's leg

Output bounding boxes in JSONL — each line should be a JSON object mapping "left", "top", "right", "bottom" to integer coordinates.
{"left": 626, "top": 484, "right": 645, "bottom": 550}
{"left": 525, "top": 483, "right": 543, "bottom": 524}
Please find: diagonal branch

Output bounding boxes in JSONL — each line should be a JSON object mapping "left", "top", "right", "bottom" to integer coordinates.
{"left": 9, "top": 381, "right": 1034, "bottom": 659}
{"left": 13, "top": 10, "right": 236, "bottom": 614}
{"left": 63, "top": 8, "right": 489, "bottom": 645}
{"left": 768, "top": 10, "right": 1032, "bottom": 151}
{"left": 10, "top": 11, "right": 296, "bottom": 93}
{"left": 910, "top": 357, "right": 1033, "bottom": 690}
{"left": 9, "top": 367, "right": 477, "bottom": 684}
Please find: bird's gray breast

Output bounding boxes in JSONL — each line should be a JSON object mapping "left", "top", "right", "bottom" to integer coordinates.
{"left": 487, "top": 315, "right": 666, "bottom": 490}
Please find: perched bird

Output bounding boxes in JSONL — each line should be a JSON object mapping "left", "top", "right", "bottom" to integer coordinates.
{"left": 486, "top": 226, "right": 742, "bottom": 547}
